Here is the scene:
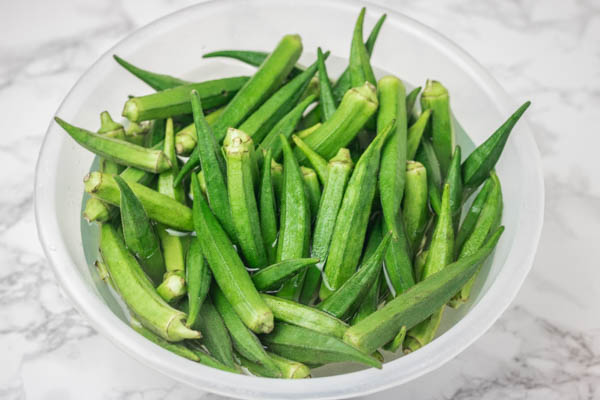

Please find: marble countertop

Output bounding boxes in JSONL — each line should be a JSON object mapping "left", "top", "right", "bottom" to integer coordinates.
{"left": 2, "top": 0, "right": 599, "bottom": 398}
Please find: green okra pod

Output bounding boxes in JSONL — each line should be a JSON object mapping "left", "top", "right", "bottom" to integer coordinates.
{"left": 455, "top": 177, "right": 494, "bottom": 256}
{"left": 275, "top": 136, "right": 312, "bottom": 300}
{"left": 185, "top": 238, "right": 211, "bottom": 328}
{"left": 416, "top": 139, "right": 443, "bottom": 215}
{"left": 113, "top": 176, "right": 165, "bottom": 285}
{"left": 403, "top": 161, "right": 429, "bottom": 254}
{"left": 113, "top": 55, "right": 190, "bottom": 91}
{"left": 316, "top": 47, "right": 336, "bottom": 121}
{"left": 252, "top": 258, "right": 318, "bottom": 291}
{"left": 413, "top": 249, "right": 428, "bottom": 283}
{"left": 349, "top": 8, "right": 377, "bottom": 88}
{"left": 85, "top": 171, "right": 193, "bottom": 231}
{"left": 131, "top": 318, "right": 201, "bottom": 362}
{"left": 462, "top": 101, "right": 531, "bottom": 194}
{"left": 146, "top": 118, "right": 166, "bottom": 147}
{"left": 98, "top": 110, "right": 125, "bottom": 138}
{"left": 240, "top": 352, "right": 311, "bottom": 379}
{"left": 446, "top": 146, "right": 464, "bottom": 231}
{"left": 174, "top": 106, "right": 224, "bottom": 156}
{"left": 55, "top": 117, "right": 171, "bottom": 173}
{"left": 301, "top": 167, "right": 321, "bottom": 218}
{"left": 383, "top": 326, "right": 407, "bottom": 353}
{"left": 122, "top": 76, "right": 249, "bottom": 122}
{"left": 259, "top": 150, "right": 279, "bottom": 264}
{"left": 318, "top": 233, "right": 391, "bottom": 320}
{"left": 224, "top": 129, "right": 268, "bottom": 269}
{"left": 261, "top": 294, "right": 349, "bottom": 339}
{"left": 294, "top": 82, "right": 378, "bottom": 163}
{"left": 157, "top": 118, "right": 186, "bottom": 202}
{"left": 300, "top": 148, "right": 353, "bottom": 305}
{"left": 420, "top": 80, "right": 455, "bottom": 177}
{"left": 203, "top": 49, "right": 304, "bottom": 78}
{"left": 212, "top": 287, "right": 281, "bottom": 377}
{"left": 262, "top": 323, "right": 381, "bottom": 369}
{"left": 405, "top": 86, "right": 422, "bottom": 118}
{"left": 270, "top": 158, "right": 283, "bottom": 204}
{"left": 406, "top": 109, "right": 431, "bottom": 160}
{"left": 210, "top": 35, "right": 303, "bottom": 142}
{"left": 343, "top": 226, "right": 504, "bottom": 354}
{"left": 320, "top": 122, "right": 392, "bottom": 299}
{"left": 186, "top": 340, "right": 242, "bottom": 373}
{"left": 100, "top": 224, "right": 199, "bottom": 341}
{"left": 191, "top": 175, "right": 273, "bottom": 334}
{"left": 296, "top": 122, "right": 322, "bottom": 140}
{"left": 292, "top": 135, "right": 329, "bottom": 186}
{"left": 124, "top": 121, "right": 150, "bottom": 146}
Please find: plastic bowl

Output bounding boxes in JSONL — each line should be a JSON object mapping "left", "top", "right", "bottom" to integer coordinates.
{"left": 34, "top": 0, "right": 544, "bottom": 398}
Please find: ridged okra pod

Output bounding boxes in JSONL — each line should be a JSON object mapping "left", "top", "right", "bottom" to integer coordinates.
{"left": 292, "top": 135, "right": 329, "bottom": 186}
{"left": 316, "top": 47, "right": 336, "bottom": 121}
{"left": 259, "top": 150, "right": 279, "bottom": 264}
{"left": 240, "top": 352, "right": 311, "bottom": 379}
{"left": 349, "top": 8, "right": 377, "bottom": 88}
{"left": 203, "top": 49, "right": 304, "bottom": 78}
{"left": 185, "top": 238, "right": 211, "bottom": 328}
{"left": 455, "top": 177, "right": 494, "bottom": 256}
{"left": 113, "top": 55, "right": 190, "bottom": 91}
{"left": 406, "top": 109, "right": 431, "bottom": 160}
{"left": 301, "top": 167, "right": 321, "bottom": 218}
{"left": 403, "top": 161, "right": 429, "bottom": 254}
{"left": 174, "top": 106, "right": 224, "bottom": 156}
{"left": 252, "top": 258, "right": 318, "bottom": 291}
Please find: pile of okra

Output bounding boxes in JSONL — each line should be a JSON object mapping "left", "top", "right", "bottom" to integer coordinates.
{"left": 56, "top": 8, "right": 529, "bottom": 378}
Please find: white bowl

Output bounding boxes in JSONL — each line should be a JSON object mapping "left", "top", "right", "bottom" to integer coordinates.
{"left": 34, "top": 0, "right": 544, "bottom": 398}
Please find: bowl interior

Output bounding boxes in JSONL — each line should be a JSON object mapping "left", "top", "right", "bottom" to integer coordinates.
{"left": 36, "top": 0, "right": 543, "bottom": 398}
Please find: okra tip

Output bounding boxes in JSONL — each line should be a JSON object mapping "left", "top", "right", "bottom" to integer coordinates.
{"left": 122, "top": 98, "right": 141, "bottom": 122}
{"left": 423, "top": 79, "right": 448, "bottom": 98}
{"left": 166, "top": 316, "right": 202, "bottom": 341}
{"left": 254, "top": 310, "right": 275, "bottom": 334}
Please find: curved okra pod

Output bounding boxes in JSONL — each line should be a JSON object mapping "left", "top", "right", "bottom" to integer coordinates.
{"left": 146, "top": 118, "right": 166, "bottom": 147}
{"left": 383, "top": 326, "right": 407, "bottom": 353}
{"left": 343, "top": 226, "right": 504, "bottom": 354}
{"left": 124, "top": 121, "right": 150, "bottom": 146}
{"left": 252, "top": 258, "right": 319, "bottom": 291}
{"left": 455, "top": 177, "right": 494, "bottom": 256}
{"left": 185, "top": 340, "right": 242, "bottom": 373}
{"left": 113, "top": 176, "right": 165, "bottom": 285}
{"left": 301, "top": 167, "right": 321, "bottom": 218}
{"left": 259, "top": 94, "right": 316, "bottom": 161}
{"left": 294, "top": 82, "right": 378, "bottom": 163}
{"left": 462, "top": 101, "right": 531, "bottom": 195}
{"left": 292, "top": 135, "right": 328, "bottom": 186}
{"left": 320, "top": 121, "right": 392, "bottom": 299}
{"left": 404, "top": 184, "right": 455, "bottom": 352}
{"left": 405, "top": 86, "right": 422, "bottom": 119}
{"left": 349, "top": 8, "right": 377, "bottom": 88}
{"left": 174, "top": 106, "right": 224, "bottom": 156}
{"left": 100, "top": 224, "right": 199, "bottom": 341}
{"left": 262, "top": 323, "right": 381, "bottom": 369}
{"left": 212, "top": 287, "right": 281, "bottom": 377}
{"left": 420, "top": 80, "right": 455, "bottom": 177}
{"left": 261, "top": 294, "right": 349, "bottom": 339}
{"left": 202, "top": 49, "right": 304, "bottom": 78}
{"left": 275, "top": 136, "right": 312, "bottom": 300}
{"left": 240, "top": 352, "right": 311, "bottom": 379}
{"left": 296, "top": 122, "right": 322, "bottom": 140}
{"left": 55, "top": 117, "right": 171, "bottom": 173}
{"left": 122, "top": 76, "right": 249, "bottom": 122}
{"left": 406, "top": 109, "right": 431, "bottom": 160}
{"left": 191, "top": 175, "right": 274, "bottom": 334}
{"left": 449, "top": 172, "right": 503, "bottom": 307}
{"left": 185, "top": 238, "right": 211, "bottom": 328}
{"left": 130, "top": 318, "right": 201, "bottom": 362}
{"left": 446, "top": 146, "right": 464, "bottom": 231}
{"left": 224, "top": 129, "right": 268, "bottom": 269}
{"left": 403, "top": 161, "right": 429, "bottom": 254}
{"left": 416, "top": 139, "right": 443, "bottom": 215}
{"left": 113, "top": 55, "right": 190, "bottom": 91}
{"left": 318, "top": 233, "right": 391, "bottom": 320}
{"left": 209, "top": 35, "right": 303, "bottom": 142}
{"left": 316, "top": 47, "right": 336, "bottom": 121}
{"left": 157, "top": 118, "right": 186, "bottom": 202}
{"left": 300, "top": 148, "right": 353, "bottom": 305}
{"left": 84, "top": 172, "right": 194, "bottom": 231}
{"left": 259, "top": 150, "right": 279, "bottom": 264}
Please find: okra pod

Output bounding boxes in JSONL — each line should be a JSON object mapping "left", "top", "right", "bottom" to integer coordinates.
{"left": 174, "top": 106, "right": 224, "bottom": 156}
{"left": 455, "top": 177, "right": 494, "bottom": 256}
{"left": 186, "top": 340, "right": 242, "bottom": 373}
{"left": 405, "top": 86, "right": 421, "bottom": 118}
{"left": 252, "top": 258, "right": 318, "bottom": 291}
{"left": 320, "top": 121, "right": 392, "bottom": 299}
{"left": 416, "top": 139, "right": 443, "bottom": 214}
{"left": 124, "top": 121, "right": 150, "bottom": 146}
{"left": 55, "top": 117, "right": 171, "bottom": 173}
{"left": 343, "top": 227, "right": 504, "bottom": 353}
{"left": 210, "top": 35, "right": 303, "bottom": 142}
{"left": 316, "top": 47, "right": 336, "bottom": 121}
{"left": 146, "top": 118, "right": 166, "bottom": 147}
{"left": 122, "top": 76, "right": 248, "bottom": 122}
{"left": 261, "top": 294, "right": 349, "bottom": 339}
{"left": 270, "top": 158, "right": 283, "bottom": 204}
{"left": 241, "top": 352, "right": 311, "bottom": 379}
{"left": 100, "top": 224, "right": 199, "bottom": 341}
{"left": 350, "top": 8, "right": 377, "bottom": 88}
{"left": 259, "top": 150, "right": 279, "bottom": 264}
{"left": 446, "top": 146, "right": 464, "bottom": 231}
{"left": 301, "top": 167, "right": 321, "bottom": 218}
{"left": 131, "top": 318, "right": 201, "bottom": 362}
{"left": 462, "top": 101, "right": 531, "bottom": 194}
{"left": 191, "top": 175, "right": 273, "bottom": 334}
{"left": 292, "top": 135, "right": 329, "bottom": 186}
{"left": 113, "top": 55, "right": 190, "bottom": 91}
{"left": 406, "top": 109, "right": 431, "bottom": 160}
{"left": 296, "top": 122, "right": 322, "bottom": 140}
{"left": 203, "top": 49, "right": 304, "bottom": 78}
{"left": 413, "top": 249, "right": 429, "bottom": 282}
{"left": 157, "top": 118, "right": 186, "bottom": 202}
{"left": 420, "top": 80, "right": 455, "bottom": 176}
{"left": 300, "top": 148, "right": 353, "bottom": 305}
{"left": 185, "top": 238, "right": 211, "bottom": 328}
{"left": 263, "top": 323, "right": 381, "bottom": 369}
{"left": 382, "top": 326, "right": 407, "bottom": 353}
{"left": 403, "top": 161, "right": 429, "bottom": 254}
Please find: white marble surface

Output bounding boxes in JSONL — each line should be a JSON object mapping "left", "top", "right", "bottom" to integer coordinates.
{"left": 1, "top": 0, "right": 599, "bottom": 399}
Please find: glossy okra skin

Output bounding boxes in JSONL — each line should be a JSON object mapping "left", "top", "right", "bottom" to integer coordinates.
{"left": 320, "top": 122, "right": 392, "bottom": 299}
{"left": 261, "top": 294, "right": 349, "bottom": 339}
{"left": 55, "top": 117, "right": 171, "bottom": 173}
{"left": 300, "top": 148, "right": 353, "bottom": 305}
{"left": 292, "top": 135, "right": 329, "bottom": 186}
{"left": 113, "top": 176, "right": 165, "bottom": 286}
{"left": 259, "top": 150, "right": 279, "bottom": 264}
{"left": 174, "top": 107, "right": 224, "bottom": 156}
{"left": 212, "top": 287, "right": 281, "bottom": 377}
{"left": 275, "top": 136, "right": 312, "bottom": 301}
{"left": 294, "top": 82, "right": 378, "bottom": 163}
{"left": 301, "top": 167, "right": 322, "bottom": 218}
{"left": 349, "top": 8, "right": 377, "bottom": 88}
{"left": 343, "top": 227, "right": 504, "bottom": 354}
{"left": 185, "top": 238, "right": 211, "bottom": 328}
{"left": 420, "top": 80, "right": 455, "bottom": 177}
{"left": 241, "top": 352, "right": 311, "bottom": 379}
{"left": 262, "top": 323, "right": 381, "bottom": 369}
{"left": 210, "top": 35, "right": 303, "bottom": 142}
{"left": 224, "top": 129, "right": 268, "bottom": 269}
{"left": 99, "top": 224, "right": 199, "bottom": 342}
{"left": 462, "top": 101, "right": 531, "bottom": 194}
{"left": 252, "top": 258, "right": 318, "bottom": 291}
{"left": 406, "top": 109, "right": 431, "bottom": 160}
{"left": 403, "top": 161, "right": 429, "bottom": 254}
{"left": 318, "top": 233, "right": 391, "bottom": 320}
{"left": 122, "top": 76, "right": 248, "bottom": 122}
{"left": 203, "top": 49, "right": 304, "bottom": 78}
{"left": 191, "top": 175, "right": 273, "bottom": 334}
{"left": 84, "top": 171, "right": 194, "bottom": 231}
{"left": 316, "top": 47, "right": 336, "bottom": 121}
{"left": 113, "top": 55, "right": 190, "bottom": 91}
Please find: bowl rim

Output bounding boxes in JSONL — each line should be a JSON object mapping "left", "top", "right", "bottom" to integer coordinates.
{"left": 34, "top": 0, "right": 545, "bottom": 398}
